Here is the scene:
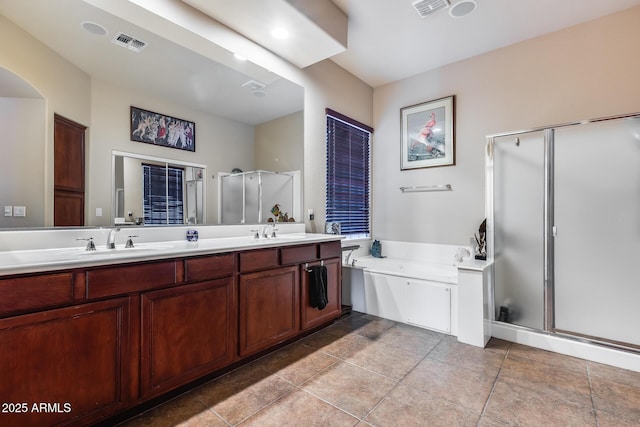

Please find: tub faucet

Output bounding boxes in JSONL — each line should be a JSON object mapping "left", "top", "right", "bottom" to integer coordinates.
{"left": 106, "top": 228, "right": 121, "bottom": 249}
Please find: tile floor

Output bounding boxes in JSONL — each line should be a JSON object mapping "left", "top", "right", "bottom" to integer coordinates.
{"left": 121, "top": 312, "right": 640, "bottom": 426}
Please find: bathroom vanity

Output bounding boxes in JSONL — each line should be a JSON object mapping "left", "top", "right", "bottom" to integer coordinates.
{"left": 0, "top": 233, "right": 342, "bottom": 426}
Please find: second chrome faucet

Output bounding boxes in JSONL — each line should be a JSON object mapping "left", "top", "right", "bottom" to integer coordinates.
{"left": 106, "top": 228, "right": 121, "bottom": 249}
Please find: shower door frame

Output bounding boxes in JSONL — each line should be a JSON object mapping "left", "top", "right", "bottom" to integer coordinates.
{"left": 486, "top": 112, "right": 640, "bottom": 349}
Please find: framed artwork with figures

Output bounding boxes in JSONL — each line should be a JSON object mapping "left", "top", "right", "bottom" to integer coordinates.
{"left": 400, "top": 95, "right": 454, "bottom": 170}
{"left": 130, "top": 106, "right": 195, "bottom": 152}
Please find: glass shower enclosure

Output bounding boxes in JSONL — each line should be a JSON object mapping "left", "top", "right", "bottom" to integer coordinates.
{"left": 218, "top": 170, "right": 299, "bottom": 224}
{"left": 488, "top": 113, "right": 640, "bottom": 350}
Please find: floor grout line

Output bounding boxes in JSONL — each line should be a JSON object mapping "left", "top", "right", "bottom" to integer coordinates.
{"left": 477, "top": 343, "right": 511, "bottom": 425}
{"left": 586, "top": 362, "right": 600, "bottom": 427}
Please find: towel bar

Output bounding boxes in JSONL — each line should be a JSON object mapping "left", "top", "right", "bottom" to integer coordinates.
{"left": 400, "top": 184, "right": 452, "bottom": 193}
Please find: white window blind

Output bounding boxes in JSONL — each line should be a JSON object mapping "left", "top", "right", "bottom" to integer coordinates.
{"left": 325, "top": 109, "right": 373, "bottom": 238}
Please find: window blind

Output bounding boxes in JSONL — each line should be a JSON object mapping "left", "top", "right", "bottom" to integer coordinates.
{"left": 325, "top": 109, "right": 372, "bottom": 238}
{"left": 143, "top": 164, "right": 184, "bottom": 225}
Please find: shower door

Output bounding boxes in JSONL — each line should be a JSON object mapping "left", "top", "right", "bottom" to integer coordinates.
{"left": 492, "top": 131, "right": 546, "bottom": 330}
{"left": 553, "top": 118, "right": 640, "bottom": 347}
{"left": 491, "top": 114, "right": 640, "bottom": 350}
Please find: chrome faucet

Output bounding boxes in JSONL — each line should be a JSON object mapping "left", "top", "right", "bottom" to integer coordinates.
{"left": 76, "top": 237, "right": 96, "bottom": 251}
{"left": 261, "top": 224, "right": 277, "bottom": 239}
{"left": 106, "top": 228, "right": 121, "bottom": 249}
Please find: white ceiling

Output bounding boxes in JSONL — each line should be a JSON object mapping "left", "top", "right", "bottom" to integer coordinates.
{"left": 182, "top": 0, "right": 348, "bottom": 68}
{"left": 2, "top": 0, "right": 640, "bottom": 116}
{"left": 330, "top": 0, "right": 640, "bottom": 87}
{"left": 0, "top": 0, "right": 304, "bottom": 125}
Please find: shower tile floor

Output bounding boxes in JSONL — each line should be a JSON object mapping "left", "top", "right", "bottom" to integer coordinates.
{"left": 120, "top": 312, "right": 640, "bottom": 426}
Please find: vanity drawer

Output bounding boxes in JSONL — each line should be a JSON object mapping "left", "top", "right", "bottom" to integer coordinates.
{"left": 280, "top": 244, "right": 318, "bottom": 265}
{"left": 0, "top": 273, "right": 74, "bottom": 316}
{"left": 239, "top": 248, "right": 279, "bottom": 273}
{"left": 86, "top": 261, "right": 177, "bottom": 299}
{"left": 319, "top": 241, "right": 341, "bottom": 259}
{"left": 185, "top": 253, "right": 235, "bottom": 282}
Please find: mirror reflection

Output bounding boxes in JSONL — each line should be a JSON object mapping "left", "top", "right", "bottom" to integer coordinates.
{"left": 218, "top": 170, "right": 301, "bottom": 225}
{"left": 0, "top": 0, "right": 304, "bottom": 229}
{"left": 113, "top": 153, "right": 205, "bottom": 227}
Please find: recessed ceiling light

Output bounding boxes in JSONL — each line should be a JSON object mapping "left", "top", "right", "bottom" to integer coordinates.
{"left": 271, "top": 27, "right": 289, "bottom": 40}
{"left": 81, "top": 21, "right": 108, "bottom": 36}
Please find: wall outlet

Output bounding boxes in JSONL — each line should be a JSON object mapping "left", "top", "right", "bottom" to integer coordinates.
{"left": 96, "top": 208, "right": 103, "bottom": 217}
{"left": 13, "top": 206, "right": 26, "bottom": 217}
{"left": 307, "top": 209, "right": 314, "bottom": 221}
{"left": 4, "top": 206, "right": 12, "bottom": 217}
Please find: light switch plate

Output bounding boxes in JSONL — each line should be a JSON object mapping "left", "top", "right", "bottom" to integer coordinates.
{"left": 4, "top": 206, "right": 12, "bottom": 217}
{"left": 96, "top": 208, "right": 103, "bottom": 217}
{"left": 13, "top": 206, "right": 26, "bottom": 217}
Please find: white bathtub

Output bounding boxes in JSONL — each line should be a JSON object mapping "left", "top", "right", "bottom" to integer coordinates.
{"left": 344, "top": 243, "right": 469, "bottom": 335}
{"left": 353, "top": 256, "right": 458, "bottom": 284}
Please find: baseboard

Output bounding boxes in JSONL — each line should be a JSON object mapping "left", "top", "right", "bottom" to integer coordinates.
{"left": 492, "top": 321, "right": 640, "bottom": 373}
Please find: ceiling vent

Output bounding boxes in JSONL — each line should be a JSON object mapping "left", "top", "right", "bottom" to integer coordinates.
{"left": 241, "top": 80, "right": 266, "bottom": 91}
{"left": 241, "top": 80, "right": 268, "bottom": 97}
{"left": 412, "top": 0, "right": 450, "bottom": 18}
{"left": 111, "top": 32, "right": 147, "bottom": 53}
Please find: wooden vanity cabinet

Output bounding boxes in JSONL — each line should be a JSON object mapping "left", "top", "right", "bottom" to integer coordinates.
{"left": 0, "top": 239, "right": 343, "bottom": 425}
{"left": 0, "top": 272, "right": 74, "bottom": 317}
{"left": 300, "top": 257, "right": 342, "bottom": 331}
{"left": 140, "top": 277, "right": 236, "bottom": 398}
{"left": 238, "top": 265, "right": 300, "bottom": 357}
{"left": 0, "top": 297, "right": 132, "bottom": 427}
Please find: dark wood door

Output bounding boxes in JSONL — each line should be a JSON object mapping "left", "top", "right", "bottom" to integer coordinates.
{"left": 300, "top": 257, "right": 342, "bottom": 330}
{"left": 140, "top": 278, "right": 237, "bottom": 398}
{"left": 0, "top": 298, "right": 132, "bottom": 427}
{"left": 54, "top": 114, "right": 86, "bottom": 226}
{"left": 239, "top": 266, "right": 299, "bottom": 357}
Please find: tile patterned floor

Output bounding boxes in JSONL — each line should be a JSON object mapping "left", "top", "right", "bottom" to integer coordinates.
{"left": 120, "top": 312, "right": 640, "bottom": 427}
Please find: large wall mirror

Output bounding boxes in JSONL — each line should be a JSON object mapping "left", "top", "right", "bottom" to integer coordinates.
{"left": 0, "top": 0, "right": 304, "bottom": 229}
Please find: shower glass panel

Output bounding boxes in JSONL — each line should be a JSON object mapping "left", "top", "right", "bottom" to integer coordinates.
{"left": 493, "top": 131, "right": 545, "bottom": 330}
{"left": 554, "top": 118, "right": 640, "bottom": 346}
{"left": 219, "top": 171, "right": 296, "bottom": 224}
{"left": 220, "top": 174, "right": 245, "bottom": 224}
{"left": 244, "top": 173, "right": 261, "bottom": 224}
{"left": 260, "top": 173, "right": 294, "bottom": 222}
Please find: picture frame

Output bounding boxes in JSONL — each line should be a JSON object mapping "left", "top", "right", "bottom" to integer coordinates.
{"left": 400, "top": 95, "right": 454, "bottom": 170}
{"left": 130, "top": 106, "right": 195, "bottom": 152}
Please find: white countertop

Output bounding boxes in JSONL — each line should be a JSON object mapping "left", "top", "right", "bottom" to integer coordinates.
{"left": 0, "top": 233, "right": 343, "bottom": 276}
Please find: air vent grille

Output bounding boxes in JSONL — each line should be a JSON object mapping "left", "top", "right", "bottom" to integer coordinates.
{"left": 412, "top": 0, "right": 450, "bottom": 17}
{"left": 241, "top": 80, "right": 266, "bottom": 91}
{"left": 111, "top": 32, "right": 147, "bottom": 53}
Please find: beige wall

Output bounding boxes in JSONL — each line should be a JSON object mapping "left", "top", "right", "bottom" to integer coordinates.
{"left": 0, "top": 14, "right": 91, "bottom": 226}
{"left": 300, "top": 60, "right": 374, "bottom": 232}
{"left": 0, "top": 98, "right": 45, "bottom": 227}
{"left": 372, "top": 7, "right": 640, "bottom": 245}
{"left": 255, "top": 110, "right": 304, "bottom": 173}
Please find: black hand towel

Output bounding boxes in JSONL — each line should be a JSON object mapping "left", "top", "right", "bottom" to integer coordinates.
{"left": 307, "top": 265, "right": 328, "bottom": 310}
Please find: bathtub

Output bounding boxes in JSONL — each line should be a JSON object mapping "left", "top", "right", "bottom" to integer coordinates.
{"left": 343, "top": 241, "right": 472, "bottom": 335}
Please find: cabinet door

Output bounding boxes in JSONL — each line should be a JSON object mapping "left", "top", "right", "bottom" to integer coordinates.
{"left": 301, "top": 258, "right": 342, "bottom": 330}
{"left": 239, "top": 266, "right": 299, "bottom": 357}
{"left": 0, "top": 298, "right": 131, "bottom": 427}
{"left": 141, "top": 278, "right": 236, "bottom": 398}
